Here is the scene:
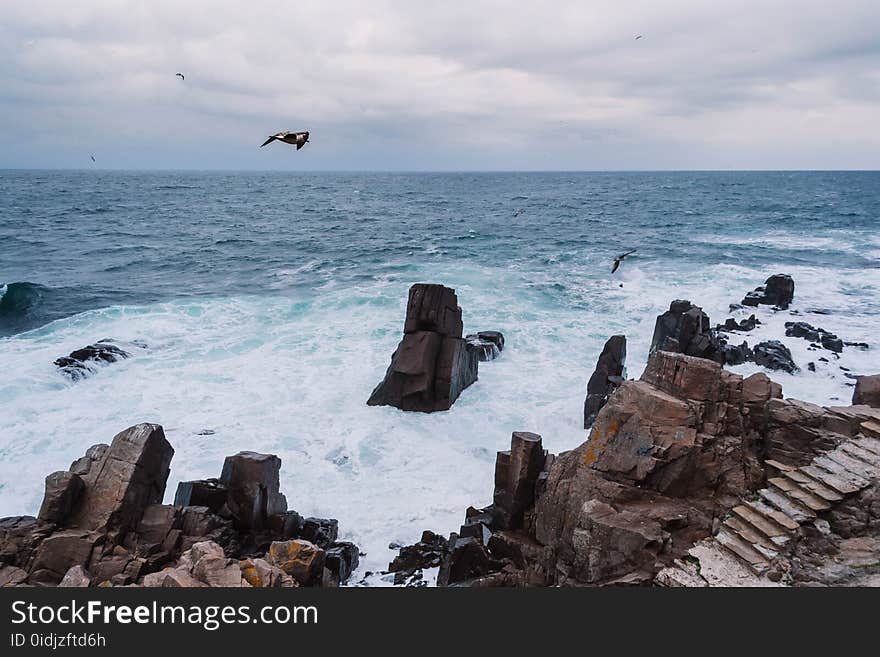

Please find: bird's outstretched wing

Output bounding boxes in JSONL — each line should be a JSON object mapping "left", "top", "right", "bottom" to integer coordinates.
{"left": 296, "top": 141, "right": 305, "bottom": 150}
{"left": 620, "top": 249, "right": 638, "bottom": 257}
{"left": 176, "top": 73, "right": 185, "bottom": 80}
{"left": 260, "top": 135, "right": 278, "bottom": 148}
{"left": 611, "top": 260, "right": 620, "bottom": 273}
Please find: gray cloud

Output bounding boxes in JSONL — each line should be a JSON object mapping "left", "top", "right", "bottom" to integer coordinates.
{"left": 1, "top": 0, "right": 878, "bottom": 169}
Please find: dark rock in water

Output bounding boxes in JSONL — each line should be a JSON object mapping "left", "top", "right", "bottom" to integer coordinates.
{"left": 852, "top": 375, "right": 880, "bottom": 408}
{"left": 821, "top": 334, "right": 844, "bottom": 353}
{"left": 220, "top": 452, "right": 288, "bottom": 533}
{"left": 388, "top": 530, "right": 449, "bottom": 584}
{"left": 784, "top": 321, "right": 844, "bottom": 353}
{"left": 368, "top": 284, "right": 479, "bottom": 412}
{"left": 54, "top": 340, "right": 131, "bottom": 380}
{"left": 298, "top": 517, "right": 338, "bottom": 549}
{"left": 808, "top": 362, "right": 816, "bottom": 372}
{"left": 741, "top": 274, "right": 795, "bottom": 309}
{"left": 753, "top": 340, "right": 799, "bottom": 373}
{"left": 721, "top": 340, "right": 753, "bottom": 366}
{"left": 173, "top": 479, "right": 228, "bottom": 512}
{"left": 465, "top": 331, "right": 505, "bottom": 361}
{"left": 650, "top": 300, "right": 725, "bottom": 363}
{"left": 845, "top": 341, "right": 869, "bottom": 349}
{"left": 324, "top": 542, "right": 359, "bottom": 584}
{"left": 717, "top": 315, "right": 759, "bottom": 332}
{"left": 584, "top": 335, "right": 627, "bottom": 428}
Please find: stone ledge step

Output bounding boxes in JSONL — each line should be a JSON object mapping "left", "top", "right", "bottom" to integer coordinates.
{"left": 734, "top": 502, "right": 795, "bottom": 540}
{"left": 840, "top": 442, "right": 880, "bottom": 469}
{"left": 825, "top": 448, "right": 880, "bottom": 480}
{"left": 686, "top": 541, "right": 781, "bottom": 587}
{"left": 813, "top": 452, "right": 871, "bottom": 490}
{"left": 800, "top": 464, "right": 862, "bottom": 495}
{"left": 745, "top": 499, "right": 800, "bottom": 532}
{"left": 723, "top": 516, "right": 780, "bottom": 555}
{"left": 852, "top": 435, "right": 880, "bottom": 457}
{"left": 767, "top": 478, "right": 831, "bottom": 512}
{"left": 775, "top": 467, "right": 843, "bottom": 503}
{"left": 715, "top": 529, "right": 770, "bottom": 573}
{"left": 860, "top": 421, "right": 880, "bottom": 441}
{"left": 760, "top": 487, "right": 815, "bottom": 522}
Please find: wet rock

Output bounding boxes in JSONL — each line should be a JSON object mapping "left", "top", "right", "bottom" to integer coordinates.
{"left": 465, "top": 331, "right": 505, "bottom": 361}
{"left": 267, "top": 539, "right": 325, "bottom": 585}
{"left": 324, "top": 542, "right": 360, "bottom": 584}
{"left": 53, "top": 340, "right": 131, "bottom": 381}
{"left": 785, "top": 321, "right": 844, "bottom": 353}
{"left": 753, "top": 340, "right": 799, "bottom": 373}
{"left": 173, "top": 479, "right": 228, "bottom": 512}
{"left": 388, "top": 530, "right": 448, "bottom": 581}
{"left": 853, "top": 375, "right": 880, "bottom": 408}
{"left": 584, "top": 335, "right": 626, "bottom": 428}
{"left": 742, "top": 274, "right": 795, "bottom": 309}
{"left": 368, "top": 284, "right": 479, "bottom": 412}
{"left": 721, "top": 340, "right": 753, "bottom": 366}
{"left": 650, "top": 300, "right": 724, "bottom": 363}
{"left": 37, "top": 471, "right": 84, "bottom": 526}
{"left": 298, "top": 518, "right": 338, "bottom": 549}
{"left": 717, "top": 315, "right": 759, "bottom": 332}
{"left": 219, "top": 452, "right": 287, "bottom": 532}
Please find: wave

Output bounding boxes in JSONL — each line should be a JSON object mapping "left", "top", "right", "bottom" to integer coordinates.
{"left": 0, "top": 281, "right": 49, "bottom": 321}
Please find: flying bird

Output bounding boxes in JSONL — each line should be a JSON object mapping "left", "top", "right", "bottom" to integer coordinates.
{"left": 175, "top": 72, "right": 185, "bottom": 80}
{"left": 611, "top": 249, "right": 637, "bottom": 274}
{"left": 635, "top": 35, "right": 643, "bottom": 40}
{"left": 513, "top": 208, "right": 523, "bottom": 217}
{"left": 90, "top": 154, "right": 96, "bottom": 163}
{"left": 260, "top": 131, "right": 310, "bottom": 150}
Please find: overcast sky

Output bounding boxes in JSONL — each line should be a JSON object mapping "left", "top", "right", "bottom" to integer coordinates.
{"left": 1, "top": 1, "right": 878, "bottom": 170}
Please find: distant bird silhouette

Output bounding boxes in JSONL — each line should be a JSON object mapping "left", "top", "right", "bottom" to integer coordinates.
{"left": 90, "top": 154, "right": 96, "bottom": 163}
{"left": 611, "top": 249, "right": 637, "bottom": 273}
{"left": 260, "top": 131, "right": 310, "bottom": 150}
{"left": 513, "top": 208, "right": 523, "bottom": 217}
{"left": 635, "top": 35, "right": 643, "bottom": 40}
{"left": 175, "top": 72, "right": 185, "bottom": 80}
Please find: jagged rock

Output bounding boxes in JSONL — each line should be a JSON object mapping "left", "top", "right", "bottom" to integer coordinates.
{"left": 68, "top": 423, "right": 173, "bottom": 539}
{"left": 437, "top": 536, "right": 494, "bottom": 586}
{"left": 853, "top": 375, "right": 880, "bottom": 408}
{"left": 173, "top": 479, "right": 228, "bottom": 512}
{"left": 368, "top": 284, "right": 480, "bottom": 412}
{"left": 28, "top": 530, "right": 102, "bottom": 585}
{"left": 267, "top": 539, "right": 325, "bottom": 585}
{"left": 742, "top": 274, "right": 795, "bottom": 309}
{"left": 753, "top": 340, "right": 799, "bottom": 373}
{"left": 53, "top": 340, "right": 131, "bottom": 381}
{"left": 584, "top": 335, "right": 626, "bottom": 428}
{"left": 298, "top": 518, "right": 338, "bottom": 549}
{"left": 240, "top": 557, "right": 296, "bottom": 588}
{"left": 0, "top": 565, "right": 28, "bottom": 587}
{"left": 649, "top": 300, "right": 724, "bottom": 363}
{"left": 37, "top": 471, "right": 84, "bottom": 525}
{"left": 69, "top": 444, "right": 108, "bottom": 477}
{"left": 324, "top": 542, "right": 360, "bottom": 584}
{"left": 785, "top": 321, "right": 844, "bottom": 353}
{"left": 492, "top": 432, "right": 547, "bottom": 530}
{"left": 388, "top": 530, "right": 448, "bottom": 583}
{"left": 721, "top": 340, "right": 753, "bottom": 365}
{"left": 717, "top": 315, "right": 759, "bottom": 332}
{"left": 219, "top": 451, "right": 287, "bottom": 532}
{"left": 465, "top": 331, "right": 505, "bottom": 361}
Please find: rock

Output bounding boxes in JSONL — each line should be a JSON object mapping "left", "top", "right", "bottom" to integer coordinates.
{"left": 721, "top": 341, "right": 753, "bottom": 366}
{"left": 388, "top": 530, "right": 448, "bottom": 581}
{"left": 492, "top": 432, "right": 547, "bottom": 530}
{"left": 219, "top": 452, "right": 287, "bottom": 532}
{"left": 324, "top": 542, "right": 360, "bottom": 584}
{"left": 69, "top": 444, "right": 108, "bottom": 477}
{"left": 53, "top": 340, "right": 131, "bottom": 381}
{"left": 240, "top": 557, "right": 295, "bottom": 588}
{"left": 368, "top": 284, "right": 480, "bottom": 412}
{"left": 298, "top": 518, "right": 338, "bottom": 549}
{"left": 58, "top": 566, "right": 92, "bottom": 588}
{"left": 0, "top": 566, "right": 29, "bottom": 587}
{"left": 68, "top": 423, "right": 173, "bottom": 539}
{"left": 742, "top": 274, "right": 795, "bottom": 309}
{"left": 717, "top": 315, "right": 759, "bottom": 332}
{"left": 821, "top": 334, "right": 844, "bottom": 353}
{"left": 853, "top": 375, "right": 880, "bottom": 408}
{"left": 437, "top": 536, "right": 495, "bottom": 586}
{"left": 37, "top": 471, "right": 84, "bottom": 525}
{"left": 28, "top": 530, "right": 102, "bottom": 585}
{"left": 650, "top": 300, "right": 724, "bottom": 363}
{"left": 785, "top": 321, "right": 844, "bottom": 353}
{"left": 0, "top": 516, "right": 53, "bottom": 568}
{"left": 267, "top": 539, "right": 325, "bottom": 585}
{"left": 173, "top": 479, "right": 228, "bottom": 512}
{"left": 753, "top": 340, "right": 799, "bottom": 373}
{"left": 465, "top": 331, "right": 505, "bottom": 361}
{"left": 584, "top": 335, "right": 626, "bottom": 428}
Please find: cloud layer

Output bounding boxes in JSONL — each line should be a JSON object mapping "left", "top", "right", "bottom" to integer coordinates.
{"left": 1, "top": 1, "right": 878, "bottom": 169}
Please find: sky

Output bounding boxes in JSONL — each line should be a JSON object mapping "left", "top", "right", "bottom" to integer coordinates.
{"left": 1, "top": 0, "right": 878, "bottom": 170}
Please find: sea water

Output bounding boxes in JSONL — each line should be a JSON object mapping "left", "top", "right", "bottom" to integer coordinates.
{"left": 1, "top": 170, "right": 879, "bottom": 580}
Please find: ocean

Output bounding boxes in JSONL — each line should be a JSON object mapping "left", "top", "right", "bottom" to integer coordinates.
{"left": 1, "top": 170, "right": 879, "bottom": 581}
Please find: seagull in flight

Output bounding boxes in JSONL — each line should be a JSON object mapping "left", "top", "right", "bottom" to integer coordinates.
{"left": 635, "top": 35, "right": 644, "bottom": 40}
{"left": 260, "top": 131, "right": 310, "bottom": 150}
{"left": 90, "top": 154, "right": 96, "bottom": 163}
{"left": 513, "top": 208, "right": 523, "bottom": 217}
{"left": 175, "top": 72, "right": 185, "bottom": 80}
{"left": 611, "top": 249, "right": 637, "bottom": 273}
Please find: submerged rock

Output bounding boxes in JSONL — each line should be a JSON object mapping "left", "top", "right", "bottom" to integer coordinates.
{"left": 368, "top": 284, "right": 480, "bottom": 412}
{"left": 742, "top": 274, "right": 795, "bottom": 309}
{"left": 717, "top": 314, "right": 759, "bottom": 332}
{"left": 785, "top": 321, "right": 844, "bottom": 353}
{"left": 465, "top": 331, "right": 505, "bottom": 361}
{"left": 53, "top": 339, "right": 136, "bottom": 381}
{"left": 584, "top": 335, "right": 626, "bottom": 428}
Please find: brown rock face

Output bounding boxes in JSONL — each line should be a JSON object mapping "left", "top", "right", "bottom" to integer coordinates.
{"left": 368, "top": 284, "right": 480, "bottom": 412}
{"left": 219, "top": 451, "right": 288, "bottom": 532}
{"left": 267, "top": 539, "right": 325, "bottom": 585}
{"left": 37, "top": 471, "right": 84, "bottom": 525}
{"left": 584, "top": 335, "right": 626, "bottom": 428}
{"left": 853, "top": 375, "right": 880, "bottom": 408}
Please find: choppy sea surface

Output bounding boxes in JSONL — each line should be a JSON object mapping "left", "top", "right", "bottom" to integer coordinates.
{"left": 2, "top": 170, "right": 879, "bottom": 580}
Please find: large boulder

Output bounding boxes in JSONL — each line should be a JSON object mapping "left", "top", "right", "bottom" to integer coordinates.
{"left": 53, "top": 340, "right": 133, "bottom": 381}
{"left": 219, "top": 452, "right": 288, "bottom": 533}
{"left": 492, "top": 432, "right": 547, "bottom": 531}
{"left": 37, "top": 471, "right": 84, "bottom": 525}
{"left": 465, "top": 331, "right": 505, "bottom": 362}
{"left": 584, "top": 335, "right": 626, "bottom": 428}
{"left": 853, "top": 375, "right": 880, "bottom": 408}
{"left": 742, "top": 274, "right": 795, "bottom": 309}
{"left": 650, "top": 300, "right": 724, "bottom": 363}
{"left": 753, "top": 340, "right": 799, "bottom": 373}
{"left": 368, "top": 284, "right": 480, "bottom": 412}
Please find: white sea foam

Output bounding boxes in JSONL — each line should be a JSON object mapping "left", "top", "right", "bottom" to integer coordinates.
{"left": 0, "top": 259, "right": 878, "bottom": 582}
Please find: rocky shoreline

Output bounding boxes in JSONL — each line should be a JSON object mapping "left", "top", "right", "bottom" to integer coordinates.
{"left": 3, "top": 274, "right": 880, "bottom": 587}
